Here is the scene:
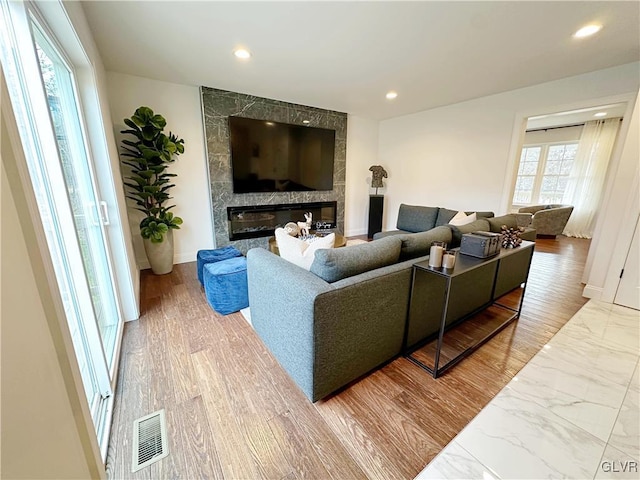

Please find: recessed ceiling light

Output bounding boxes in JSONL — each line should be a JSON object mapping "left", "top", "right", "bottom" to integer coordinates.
{"left": 233, "top": 48, "right": 251, "bottom": 59}
{"left": 302, "top": 120, "right": 310, "bottom": 124}
{"left": 386, "top": 91, "right": 398, "bottom": 100}
{"left": 265, "top": 121, "right": 275, "bottom": 126}
{"left": 594, "top": 112, "right": 607, "bottom": 117}
{"left": 574, "top": 24, "right": 602, "bottom": 38}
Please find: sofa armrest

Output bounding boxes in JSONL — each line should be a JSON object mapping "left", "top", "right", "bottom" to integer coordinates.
{"left": 530, "top": 206, "right": 574, "bottom": 236}
{"left": 247, "top": 248, "right": 333, "bottom": 400}
{"left": 310, "top": 256, "right": 424, "bottom": 400}
{"left": 514, "top": 212, "right": 533, "bottom": 227}
{"left": 518, "top": 205, "right": 546, "bottom": 215}
{"left": 372, "top": 229, "right": 411, "bottom": 240}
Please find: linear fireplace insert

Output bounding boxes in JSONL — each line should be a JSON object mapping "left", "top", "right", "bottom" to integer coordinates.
{"left": 227, "top": 201, "right": 337, "bottom": 241}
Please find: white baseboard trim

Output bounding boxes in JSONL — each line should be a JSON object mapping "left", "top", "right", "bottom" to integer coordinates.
{"left": 344, "top": 228, "right": 368, "bottom": 237}
{"left": 136, "top": 251, "right": 198, "bottom": 271}
{"left": 174, "top": 251, "right": 197, "bottom": 265}
{"left": 582, "top": 285, "right": 603, "bottom": 300}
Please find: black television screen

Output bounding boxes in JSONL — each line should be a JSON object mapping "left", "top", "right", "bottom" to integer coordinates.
{"left": 229, "top": 116, "right": 335, "bottom": 193}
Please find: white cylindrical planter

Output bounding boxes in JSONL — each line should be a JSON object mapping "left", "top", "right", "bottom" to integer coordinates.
{"left": 143, "top": 229, "right": 174, "bottom": 275}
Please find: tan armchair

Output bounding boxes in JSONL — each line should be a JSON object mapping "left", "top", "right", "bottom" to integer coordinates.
{"left": 518, "top": 204, "right": 574, "bottom": 238}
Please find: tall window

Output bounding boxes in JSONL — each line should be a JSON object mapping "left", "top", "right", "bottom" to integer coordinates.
{"left": 1, "top": 0, "right": 125, "bottom": 457}
{"left": 512, "top": 142, "right": 578, "bottom": 206}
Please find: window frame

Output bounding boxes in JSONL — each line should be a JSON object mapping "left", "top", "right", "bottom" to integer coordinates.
{"left": 511, "top": 140, "right": 579, "bottom": 208}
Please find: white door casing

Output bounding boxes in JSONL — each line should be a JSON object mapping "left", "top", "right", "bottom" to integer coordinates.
{"left": 615, "top": 215, "right": 640, "bottom": 310}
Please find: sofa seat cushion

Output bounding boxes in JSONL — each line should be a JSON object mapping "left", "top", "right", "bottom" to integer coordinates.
{"left": 310, "top": 236, "right": 402, "bottom": 283}
{"left": 396, "top": 226, "right": 453, "bottom": 260}
{"left": 396, "top": 204, "right": 438, "bottom": 233}
{"left": 448, "top": 218, "right": 491, "bottom": 247}
{"left": 275, "top": 228, "right": 335, "bottom": 271}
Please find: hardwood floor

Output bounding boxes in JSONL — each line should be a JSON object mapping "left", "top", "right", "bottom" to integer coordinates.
{"left": 106, "top": 236, "right": 590, "bottom": 479}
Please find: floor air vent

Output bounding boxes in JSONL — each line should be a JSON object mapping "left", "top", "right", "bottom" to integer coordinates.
{"left": 132, "top": 410, "right": 169, "bottom": 472}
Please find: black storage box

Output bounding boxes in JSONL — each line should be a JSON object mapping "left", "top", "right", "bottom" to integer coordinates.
{"left": 460, "top": 231, "right": 501, "bottom": 258}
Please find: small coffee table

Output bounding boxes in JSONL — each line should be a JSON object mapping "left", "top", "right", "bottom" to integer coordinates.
{"left": 269, "top": 232, "right": 346, "bottom": 256}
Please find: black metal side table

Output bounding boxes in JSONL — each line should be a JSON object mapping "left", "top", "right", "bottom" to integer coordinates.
{"left": 404, "top": 242, "right": 534, "bottom": 378}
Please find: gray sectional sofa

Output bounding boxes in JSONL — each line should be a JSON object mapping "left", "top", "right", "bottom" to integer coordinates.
{"left": 246, "top": 204, "right": 536, "bottom": 402}
{"left": 374, "top": 203, "right": 536, "bottom": 244}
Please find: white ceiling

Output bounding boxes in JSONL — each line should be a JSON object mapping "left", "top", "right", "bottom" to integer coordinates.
{"left": 81, "top": 1, "right": 640, "bottom": 120}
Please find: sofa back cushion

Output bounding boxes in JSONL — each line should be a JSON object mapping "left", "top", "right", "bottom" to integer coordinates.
{"left": 448, "top": 218, "right": 491, "bottom": 247}
{"left": 310, "top": 236, "right": 402, "bottom": 283}
{"left": 435, "top": 208, "right": 458, "bottom": 226}
{"left": 396, "top": 204, "right": 438, "bottom": 233}
{"left": 435, "top": 209, "right": 494, "bottom": 226}
{"left": 396, "top": 226, "right": 453, "bottom": 260}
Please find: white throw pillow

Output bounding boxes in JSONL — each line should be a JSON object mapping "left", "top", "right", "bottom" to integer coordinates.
{"left": 448, "top": 211, "right": 477, "bottom": 226}
{"left": 275, "top": 228, "right": 335, "bottom": 270}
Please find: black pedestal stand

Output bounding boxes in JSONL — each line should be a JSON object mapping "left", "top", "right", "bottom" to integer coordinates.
{"left": 368, "top": 194, "right": 384, "bottom": 239}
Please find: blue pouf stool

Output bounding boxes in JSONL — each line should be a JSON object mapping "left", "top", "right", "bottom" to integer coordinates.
{"left": 203, "top": 256, "right": 249, "bottom": 315}
{"left": 197, "top": 246, "right": 242, "bottom": 286}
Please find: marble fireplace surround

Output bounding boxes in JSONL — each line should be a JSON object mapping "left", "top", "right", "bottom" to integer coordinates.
{"left": 201, "top": 86, "right": 347, "bottom": 253}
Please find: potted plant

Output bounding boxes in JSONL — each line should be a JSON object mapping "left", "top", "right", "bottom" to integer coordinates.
{"left": 120, "top": 106, "right": 184, "bottom": 274}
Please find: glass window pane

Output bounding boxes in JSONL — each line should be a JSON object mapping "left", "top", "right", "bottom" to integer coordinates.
{"left": 520, "top": 176, "right": 534, "bottom": 190}
{"left": 545, "top": 160, "right": 561, "bottom": 175}
{"left": 560, "top": 160, "right": 573, "bottom": 175}
{"left": 34, "top": 26, "right": 120, "bottom": 370}
{"left": 548, "top": 145, "right": 564, "bottom": 160}
{"left": 521, "top": 162, "right": 537, "bottom": 175}
{"left": 564, "top": 143, "right": 578, "bottom": 158}
{"left": 557, "top": 176, "right": 568, "bottom": 192}
{"left": 525, "top": 147, "right": 541, "bottom": 162}
{"left": 513, "top": 190, "right": 531, "bottom": 204}
{"left": 541, "top": 176, "right": 557, "bottom": 192}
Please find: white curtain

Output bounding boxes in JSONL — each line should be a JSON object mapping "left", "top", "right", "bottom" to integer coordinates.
{"left": 562, "top": 118, "right": 620, "bottom": 238}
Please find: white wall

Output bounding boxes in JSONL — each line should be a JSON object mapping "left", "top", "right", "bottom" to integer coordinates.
{"left": 378, "top": 62, "right": 640, "bottom": 231}
{"left": 345, "top": 114, "right": 380, "bottom": 236}
{"left": 1, "top": 80, "right": 104, "bottom": 479}
{"left": 106, "top": 72, "right": 214, "bottom": 267}
{"left": 584, "top": 91, "right": 640, "bottom": 301}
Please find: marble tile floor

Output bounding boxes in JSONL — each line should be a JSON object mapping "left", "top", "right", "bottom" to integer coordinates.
{"left": 417, "top": 300, "right": 640, "bottom": 480}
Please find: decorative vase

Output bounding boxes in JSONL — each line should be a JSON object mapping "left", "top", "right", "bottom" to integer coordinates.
{"left": 143, "top": 230, "right": 174, "bottom": 274}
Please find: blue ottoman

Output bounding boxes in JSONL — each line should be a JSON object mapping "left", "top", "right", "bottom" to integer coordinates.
{"left": 197, "top": 246, "right": 242, "bottom": 286}
{"left": 203, "top": 256, "right": 249, "bottom": 315}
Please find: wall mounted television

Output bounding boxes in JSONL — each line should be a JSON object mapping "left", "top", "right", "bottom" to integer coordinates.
{"left": 228, "top": 116, "right": 336, "bottom": 193}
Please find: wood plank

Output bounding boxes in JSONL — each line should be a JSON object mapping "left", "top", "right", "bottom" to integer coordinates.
{"left": 268, "top": 410, "right": 333, "bottom": 480}
{"left": 191, "top": 348, "right": 263, "bottom": 480}
{"left": 107, "top": 236, "right": 591, "bottom": 479}
{"left": 170, "top": 396, "right": 225, "bottom": 479}
{"left": 315, "top": 395, "right": 408, "bottom": 479}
